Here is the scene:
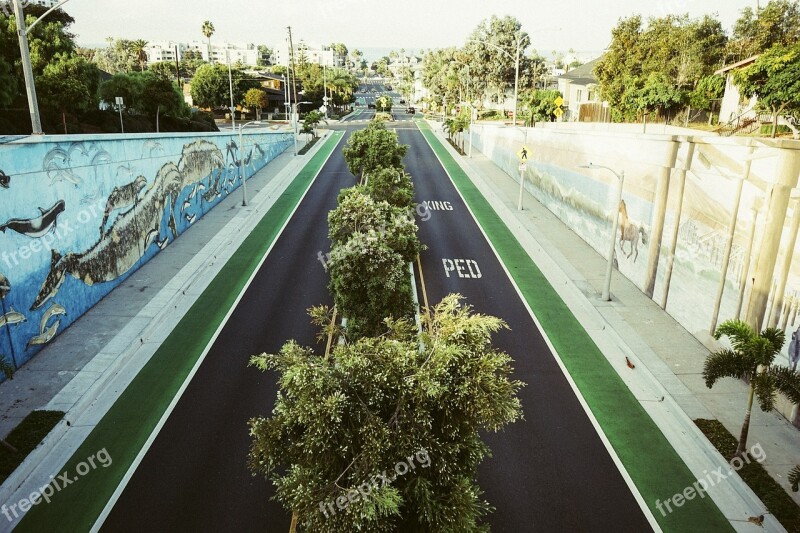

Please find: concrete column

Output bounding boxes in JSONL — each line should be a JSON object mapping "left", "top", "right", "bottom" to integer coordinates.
{"left": 768, "top": 198, "right": 800, "bottom": 328}
{"left": 745, "top": 149, "right": 800, "bottom": 329}
{"left": 709, "top": 154, "right": 752, "bottom": 334}
{"left": 661, "top": 141, "right": 695, "bottom": 310}
{"left": 735, "top": 204, "right": 760, "bottom": 321}
{"left": 644, "top": 140, "right": 680, "bottom": 298}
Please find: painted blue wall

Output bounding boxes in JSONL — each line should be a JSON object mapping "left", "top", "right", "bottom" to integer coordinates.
{"left": 0, "top": 130, "right": 292, "bottom": 380}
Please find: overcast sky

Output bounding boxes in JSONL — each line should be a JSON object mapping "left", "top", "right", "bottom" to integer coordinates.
{"left": 65, "top": 0, "right": 760, "bottom": 56}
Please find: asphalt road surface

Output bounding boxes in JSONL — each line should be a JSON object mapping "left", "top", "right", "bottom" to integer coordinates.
{"left": 99, "top": 124, "right": 652, "bottom": 531}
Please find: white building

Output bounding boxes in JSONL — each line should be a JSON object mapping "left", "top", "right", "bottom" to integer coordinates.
{"left": 273, "top": 40, "right": 334, "bottom": 67}
{"left": 144, "top": 40, "right": 261, "bottom": 66}
{"left": 1, "top": 0, "right": 58, "bottom": 14}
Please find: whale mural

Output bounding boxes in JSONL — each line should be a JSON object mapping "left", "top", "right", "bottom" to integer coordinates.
{"left": 0, "top": 130, "right": 292, "bottom": 380}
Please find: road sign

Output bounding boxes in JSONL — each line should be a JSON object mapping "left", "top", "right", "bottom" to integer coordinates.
{"left": 320, "top": 105, "right": 327, "bottom": 113}
{"left": 554, "top": 107, "right": 564, "bottom": 118}
{"left": 518, "top": 163, "right": 527, "bottom": 172}
{"left": 554, "top": 95, "right": 564, "bottom": 107}
{"left": 115, "top": 97, "right": 124, "bottom": 105}
{"left": 516, "top": 146, "right": 530, "bottom": 162}
{"left": 323, "top": 96, "right": 329, "bottom": 103}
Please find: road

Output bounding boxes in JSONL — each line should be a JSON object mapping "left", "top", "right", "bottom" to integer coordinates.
{"left": 99, "top": 132, "right": 355, "bottom": 531}
{"left": 97, "top": 122, "right": 651, "bottom": 531}
{"left": 398, "top": 126, "right": 651, "bottom": 531}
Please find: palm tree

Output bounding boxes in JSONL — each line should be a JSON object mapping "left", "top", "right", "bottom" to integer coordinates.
{"left": 201, "top": 21, "right": 215, "bottom": 64}
{"left": 130, "top": 39, "right": 148, "bottom": 72}
{"left": 703, "top": 319, "right": 800, "bottom": 457}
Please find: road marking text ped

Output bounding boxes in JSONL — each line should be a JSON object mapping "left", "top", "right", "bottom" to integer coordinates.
{"left": 442, "top": 259, "right": 482, "bottom": 279}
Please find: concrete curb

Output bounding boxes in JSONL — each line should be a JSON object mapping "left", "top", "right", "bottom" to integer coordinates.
{"left": 0, "top": 132, "right": 335, "bottom": 529}
{"left": 427, "top": 122, "right": 783, "bottom": 532}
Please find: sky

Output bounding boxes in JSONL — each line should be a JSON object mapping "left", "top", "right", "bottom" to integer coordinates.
{"left": 63, "top": 0, "right": 761, "bottom": 59}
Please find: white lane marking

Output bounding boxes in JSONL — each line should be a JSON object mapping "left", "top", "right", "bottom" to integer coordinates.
{"left": 442, "top": 258, "right": 482, "bottom": 279}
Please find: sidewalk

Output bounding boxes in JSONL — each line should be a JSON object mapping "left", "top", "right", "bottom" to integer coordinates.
{"left": 426, "top": 122, "right": 799, "bottom": 529}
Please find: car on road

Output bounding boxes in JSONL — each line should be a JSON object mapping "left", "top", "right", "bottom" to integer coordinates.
{"left": 368, "top": 103, "right": 376, "bottom": 109}
{"left": 406, "top": 107, "right": 415, "bottom": 114}
{"left": 399, "top": 98, "right": 406, "bottom": 104}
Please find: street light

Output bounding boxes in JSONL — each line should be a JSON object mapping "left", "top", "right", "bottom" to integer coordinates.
{"left": 450, "top": 60, "right": 474, "bottom": 158}
{"left": 578, "top": 163, "right": 625, "bottom": 301}
{"left": 12, "top": 0, "right": 73, "bottom": 135}
{"left": 466, "top": 33, "right": 525, "bottom": 126}
{"left": 237, "top": 121, "right": 262, "bottom": 206}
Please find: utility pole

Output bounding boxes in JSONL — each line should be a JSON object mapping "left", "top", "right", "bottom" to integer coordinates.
{"left": 287, "top": 26, "right": 299, "bottom": 155}
{"left": 13, "top": 0, "right": 43, "bottom": 135}
{"left": 174, "top": 44, "right": 181, "bottom": 88}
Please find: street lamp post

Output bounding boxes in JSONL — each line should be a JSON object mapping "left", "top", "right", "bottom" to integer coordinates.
{"left": 12, "top": 0, "right": 73, "bottom": 135}
{"left": 238, "top": 121, "right": 262, "bottom": 206}
{"left": 226, "top": 44, "right": 236, "bottom": 130}
{"left": 578, "top": 163, "right": 625, "bottom": 301}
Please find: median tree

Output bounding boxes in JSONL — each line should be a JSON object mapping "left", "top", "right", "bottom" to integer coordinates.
{"left": 248, "top": 295, "right": 524, "bottom": 531}
{"left": 342, "top": 121, "right": 408, "bottom": 182}
{"left": 36, "top": 55, "right": 99, "bottom": 133}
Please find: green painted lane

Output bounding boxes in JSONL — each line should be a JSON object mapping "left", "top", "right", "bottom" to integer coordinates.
{"left": 15, "top": 131, "right": 343, "bottom": 532}
{"left": 416, "top": 120, "right": 731, "bottom": 532}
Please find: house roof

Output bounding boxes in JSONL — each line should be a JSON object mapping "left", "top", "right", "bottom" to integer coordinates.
{"left": 715, "top": 55, "right": 759, "bottom": 75}
{"left": 558, "top": 57, "right": 601, "bottom": 87}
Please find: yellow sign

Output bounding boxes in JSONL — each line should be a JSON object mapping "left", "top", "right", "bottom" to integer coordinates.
{"left": 516, "top": 146, "right": 530, "bottom": 162}
{"left": 554, "top": 95, "right": 564, "bottom": 107}
{"left": 554, "top": 107, "right": 564, "bottom": 118}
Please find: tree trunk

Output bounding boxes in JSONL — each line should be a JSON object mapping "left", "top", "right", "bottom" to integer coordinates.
{"left": 62, "top": 110, "right": 67, "bottom": 134}
{"left": 289, "top": 510, "right": 299, "bottom": 533}
{"left": 735, "top": 381, "right": 756, "bottom": 457}
{"left": 772, "top": 112, "right": 779, "bottom": 138}
{"left": 1, "top": 439, "right": 17, "bottom": 453}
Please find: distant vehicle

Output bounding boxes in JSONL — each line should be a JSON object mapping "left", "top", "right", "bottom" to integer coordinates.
{"left": 399, "top": 98, "right": 406, "bottom": 104}
{"left": 368, "top": 103, "right": 376, "bottom": 109}
{"left": 406, "top": 107, "right": 415, "bottom": 114}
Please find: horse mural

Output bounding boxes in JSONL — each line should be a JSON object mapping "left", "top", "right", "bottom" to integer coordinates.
{"left": 789, "top": 324, "right": 800, "bottom": 371}
{"left": 618, "top": 200, "right": 647, "bottom": 262}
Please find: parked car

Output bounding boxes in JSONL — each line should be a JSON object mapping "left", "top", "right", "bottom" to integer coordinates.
{"left": 399, "top": 98, "right": 406, "bottom": 104}
{"left": 406, "top": 107, "right": 415, "bottom": 114}
{"left": 368, "top": 103, "right": 376, "bottom": 109}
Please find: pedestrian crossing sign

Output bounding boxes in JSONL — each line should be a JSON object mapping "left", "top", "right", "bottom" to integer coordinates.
{"left": 517, "top": 146, "right": 530, "bottom": 162}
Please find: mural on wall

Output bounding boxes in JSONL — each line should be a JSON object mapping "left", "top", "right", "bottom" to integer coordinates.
{"left": 0, "top": 131, "right": 292, "bottom": 380}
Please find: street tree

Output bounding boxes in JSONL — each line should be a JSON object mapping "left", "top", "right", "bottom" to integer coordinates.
{"left": 0, "top": 57, "right": 17, "bottom": 107}
{"left": 732, "top": 43, "right": 800, "bottom": 137}
{"left": 634, "top": 73, "right": 687, "bottom": 122}
{"left": 201, "top": 20, "right": 215, "bottom": 63}
{"left": 244, "top": 87, "right": 268, "bottom": 120}
{"left": 727, "top": 0, "right": 800, "bottom": 61}
{"left": 190, "top": 63, "right": 259, "bottom": 110}
{"left": 366, "top": 167, "right": 414, "bottom": 210}
{"left": 248, "top": 294, "right": 523, "bottom": 531}
{"left": 37, "top": 55, "right": 99, "bottom": 133}
{"left": 703, "top": 319, "right": 800, "bottom": 457}
{"left": 129, "top": 39, "right": 149, "bottom": 71}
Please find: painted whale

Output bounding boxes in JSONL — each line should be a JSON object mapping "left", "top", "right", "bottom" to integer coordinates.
{"left": 101, "top": 175, "right": 148, "bottom": 234}
{"left": 0, "top": 200, "right": 66, "bottom": 238}
{"left": 0, "top": 272, "right": 9, "bottom": 299}
{"left": 31, "top": 163, "right": 182, "bottom": 310}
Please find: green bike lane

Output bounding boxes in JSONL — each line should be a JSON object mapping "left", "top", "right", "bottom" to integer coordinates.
{"left": 416, "top": 120, "right": 731, "bottom": 532}
{"left": 14, "top": 131, "right": 344, "bottom": 531}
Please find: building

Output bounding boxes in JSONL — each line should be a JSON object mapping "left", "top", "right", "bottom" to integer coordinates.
{"left": 388, "top": 55, "right": 422, "bottom": 78}
{"left": 144, "top": 41, "right": 261, "bottom": 67}
{"left": 272, "top": 40, "right": 334, "bottom": 68}
{"left": 556, "top": 58, "right": 602, "bottom": 121}
{"left": 1, "top": 0, "right": 58, "bottom": 14}
{"left": 715, "top": 55, "right": 759, "bottom": 126}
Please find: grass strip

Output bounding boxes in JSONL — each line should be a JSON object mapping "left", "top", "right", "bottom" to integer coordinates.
{"left": 0, "top": 411, "right": 64, "bottom": 485}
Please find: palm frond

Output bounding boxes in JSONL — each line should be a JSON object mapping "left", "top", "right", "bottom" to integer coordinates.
{"left": 760, "top": 327, "right": 786, "bottom": 355}
{"left": 703, "top": 349, "right": 755, "bottom": 388}
{"left": 768, "top": 365, "right": 800, "bottom": 405}
{"left": 789, "top": 465, "right": 800, "bottom": 492}
{"left": 754, "top": 371, "right": 777, "bottom": 412}
{"left": 714, "top": 319, "right": 755, "bottom": 350}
